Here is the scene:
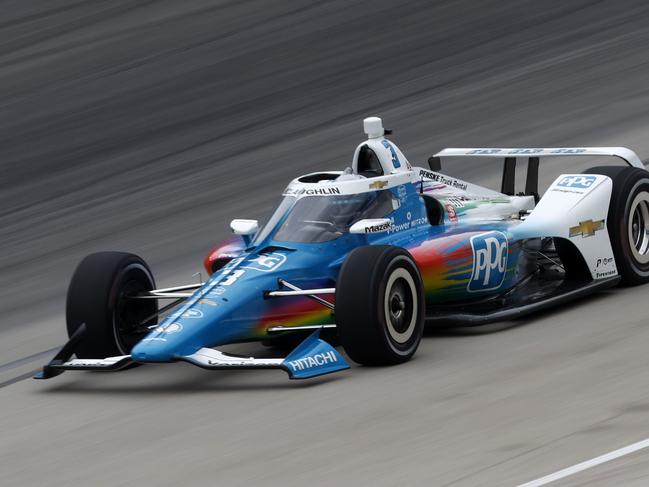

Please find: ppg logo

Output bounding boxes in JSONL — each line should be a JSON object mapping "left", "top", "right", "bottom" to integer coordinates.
{"left": 556, "top": 176, "right": 597, "bottom": 189}
{"left": 468, "top": 231, "right": 508, "bottom": 292}
{"left": 243, "top": 252, "right": 287, "bottom": 272}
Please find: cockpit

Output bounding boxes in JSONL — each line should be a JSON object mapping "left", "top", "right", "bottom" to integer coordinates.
{"left": 254, "top": 190, "right": 399, "bottom": 244}
{"left": 249, "top": 116, "right": 431, "bottom": 246}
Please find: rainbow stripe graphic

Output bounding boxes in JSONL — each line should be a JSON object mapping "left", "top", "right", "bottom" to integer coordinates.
{"left": 408, "top": 231, "right": 521, "bottom": 303}
{"left": 254, "top": 296, "right": 335, "bottom": 337}
{"left": 409, "top": 234, "right": 474, "bottom": 302}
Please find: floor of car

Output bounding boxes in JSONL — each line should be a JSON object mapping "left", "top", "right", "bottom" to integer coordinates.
{"left": 425, "top": 274, "right": 619, "bottom": 327}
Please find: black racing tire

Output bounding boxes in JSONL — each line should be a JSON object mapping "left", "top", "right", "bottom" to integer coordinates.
{"left": 335, "top": 246, "right": 425, "bottom": 365}
{"left": 66, "top": 252, "right": 158, "bottom": 358}
{"left": 584, "top": 165, "right": 649, "bottom": 285}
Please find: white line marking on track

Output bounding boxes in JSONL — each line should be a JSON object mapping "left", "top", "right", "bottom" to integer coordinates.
{"left": 517, "top": 438, "right": 649, "bottom": 487}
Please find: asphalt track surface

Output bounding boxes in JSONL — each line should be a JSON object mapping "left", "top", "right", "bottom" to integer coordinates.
{"left": 3, "top": 1, "right": 649, "bottom": 485}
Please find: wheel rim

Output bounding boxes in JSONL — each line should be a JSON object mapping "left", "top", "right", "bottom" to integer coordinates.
{"left": 383, "top": 267, "right": 417, "bottom": 344}
{"left": 628, "top": 191, "right": 649, "bottom": 264}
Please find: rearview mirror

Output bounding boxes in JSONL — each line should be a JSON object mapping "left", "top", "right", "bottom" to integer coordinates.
{"left": 349, "top": 218, "right": 392, "bottom": 234}
{"left": 230, "top": 219, "right": 259, "bottom": 236}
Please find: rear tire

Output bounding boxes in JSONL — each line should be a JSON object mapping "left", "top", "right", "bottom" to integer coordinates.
{"left": 584, "top": 166, "right": 649, "bottom": 285}
{"left": 335, "top": 246, "right": 424, "bottom": 365}
{"left": 66, "top": 252, "right": 158, "bottom": 358}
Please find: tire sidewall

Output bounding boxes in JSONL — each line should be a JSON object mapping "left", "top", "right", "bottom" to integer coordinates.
{"left": 336, "top": 245, "right": 425, "bottom": 365}
{"left": 583, "top": 166, "right": 649, "bottom": 285}
{"left": 615, "top": 176, "right": 649, "bottom": 279}
{"left": 66, "top": 252, "right": 157, "bottom": 358}
{"left": 377, "top": 253, "right": 424, "bottom": 358}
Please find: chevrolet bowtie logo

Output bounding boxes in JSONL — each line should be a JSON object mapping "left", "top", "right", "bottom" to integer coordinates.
{"left": 569, "top": 219, "right": 605, "bottom": 238}
{"left": 369, "top": 180, "right": 388, "bottom": 189}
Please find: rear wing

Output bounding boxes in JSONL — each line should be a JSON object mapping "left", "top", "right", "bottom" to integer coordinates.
{"left": 429, "top": 147, "right": 644, "bottom": 199}
{"left": 433, "top": 147, "right": 643, "bottom": 167}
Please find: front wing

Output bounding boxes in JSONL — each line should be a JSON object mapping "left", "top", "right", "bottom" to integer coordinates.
{"left": 35, "top": 327, "right": 349, "bottom": 380}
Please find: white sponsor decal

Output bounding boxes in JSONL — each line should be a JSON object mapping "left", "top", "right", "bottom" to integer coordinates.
{"left": 466, "top": 148, "right": 587, "bottom": 155}
{"left": 221, "top": 269, "right": 245, "bottom": 286}
{"left": 209, "top": 286, "right": 226, "bottom": 296}
{"left": 444, "top": 196, "right": 466, "bottom": 208}
{"left": 181, "top": 309, "right": 204, "bottom": 319}
{"left": 287, "top": 351, "right": 338, "bottom": 371}
{"left": 284, "top": 187, "right": 341, "bottom": 196}
{"left": 155, "top": 322, "right": 183, "bottom": 334}
{"left": 556, "top": 175, "right": 597, "bottom": 190}
{"left": 418, "top": 169, "right": 468, "bottom": 191}
{"left": 210, "top": 253, "right": 287, "bottom": 290}
{"left": 242, "top": 253, "right": 287, "bottom": 272}
{"left": 386, "top": 217, "right": 428, "bottom": 234}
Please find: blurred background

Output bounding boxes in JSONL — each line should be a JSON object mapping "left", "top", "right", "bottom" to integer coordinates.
{"left": 4, "top": 0, "right": 649, "bottom": 332}
{"left": 3, "top": 1, "right": 649, "bottom": 485}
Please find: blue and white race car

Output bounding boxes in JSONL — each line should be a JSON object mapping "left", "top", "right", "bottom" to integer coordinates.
{"left": 37, "top": 117, "right": 649, "bottom": 381}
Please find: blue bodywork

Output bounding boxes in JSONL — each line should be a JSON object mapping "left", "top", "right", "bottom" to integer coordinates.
{"left": 131, "top": 180, "right": 529, "bottom": 364}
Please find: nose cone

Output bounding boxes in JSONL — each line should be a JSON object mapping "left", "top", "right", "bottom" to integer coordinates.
{"left": 131, "top": 305, "right": 221, "bottom": 362}
{"left": 131, "top": 341, "right": 170, "bottom": 362}
{"left": 131, "top": 321, "right": 187, "bottom": 362}
{"left": 130, "top": 253, "right": 287, "bottom": 362}
{"left": 130, "top": 247, "right": 321, "bottom": 362}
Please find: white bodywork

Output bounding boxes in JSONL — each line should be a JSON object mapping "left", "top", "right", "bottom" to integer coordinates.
{"left": 436, "top": 146, "right": 645, "bottom": 280}
{"left": 349, "top": 218, "right": 393, "bottom": 234}
{"left": 283, "top": 170, "right": 415, "bottom": 197}
{"left": 517, "top": 174, "right": 616, "bottom": 279}
{"left": 230, "top": 219, "right": 259, "bottom": 236}
{"left": 184, "top": 348, "right": 284, "bottom": 368}
{"left": 415, "top": 167, "right": 536, "bottom": 219}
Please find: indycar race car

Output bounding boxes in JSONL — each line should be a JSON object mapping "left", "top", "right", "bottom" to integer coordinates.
{"left": 37, "top": 117, "right": 649, "bottom": 381}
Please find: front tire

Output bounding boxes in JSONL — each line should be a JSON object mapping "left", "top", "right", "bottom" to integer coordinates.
{"left": 66, "top": 252, "right": 158, "bottom": 358}
{"left": 335, "top": 246, "right": 425, "bottom": 365}
{"left": 585, "top": 166, "right": 649, "bottom": 285}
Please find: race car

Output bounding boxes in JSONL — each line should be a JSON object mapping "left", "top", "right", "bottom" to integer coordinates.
{"left": 37, "top": 117, "right": 649, "bottom": 381}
